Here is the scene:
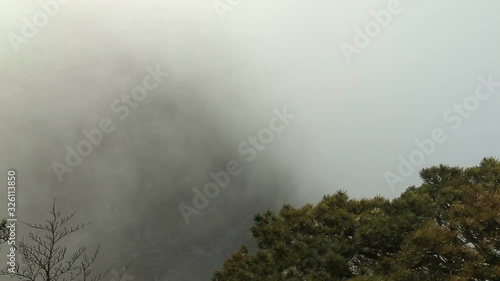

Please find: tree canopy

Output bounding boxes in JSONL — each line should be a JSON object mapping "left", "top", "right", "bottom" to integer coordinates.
{"left": 213, "top": 158, "right": 500, "bottom": 281}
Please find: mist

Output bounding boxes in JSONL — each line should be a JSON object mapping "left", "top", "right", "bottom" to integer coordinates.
{"left": 1, "top": 0, "right": 500, "bottom": 280}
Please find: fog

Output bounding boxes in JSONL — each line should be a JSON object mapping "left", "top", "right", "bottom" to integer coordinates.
{"left": 1, "top": 0, "right": 499, "bottom": 280}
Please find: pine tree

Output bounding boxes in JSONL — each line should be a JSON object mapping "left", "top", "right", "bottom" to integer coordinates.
{"left": 213, "top": 158, "right": 500, "bottom": 281}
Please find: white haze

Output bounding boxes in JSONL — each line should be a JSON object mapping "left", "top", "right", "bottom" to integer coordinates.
{"left": 1, "top": 0, "right": 499, "bottom": 280}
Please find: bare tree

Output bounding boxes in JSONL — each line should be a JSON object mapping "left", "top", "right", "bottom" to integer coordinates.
{"left": 0, "top": 219, "right": 8, "bottom": 245}
{"left": 1, "top": 200, "right": 131, "bottom": 281}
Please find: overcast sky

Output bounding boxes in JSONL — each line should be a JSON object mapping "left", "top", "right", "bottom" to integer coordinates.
{"left": 1, "top": 0, "right": 499, "bottom": 280}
